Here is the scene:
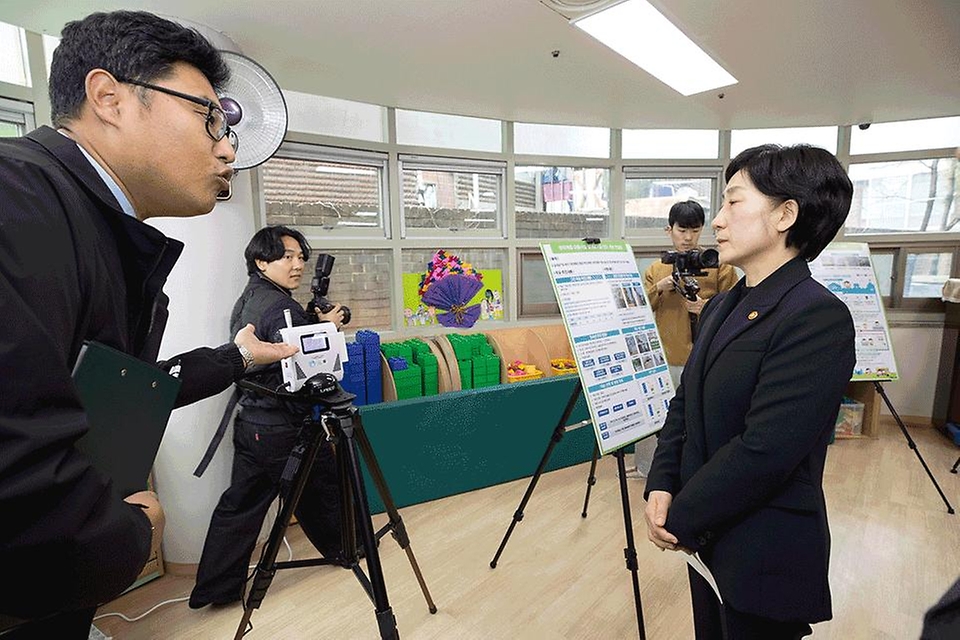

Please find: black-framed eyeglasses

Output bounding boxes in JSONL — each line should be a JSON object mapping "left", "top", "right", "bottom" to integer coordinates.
{"left": 117, "top": 77, "right": 238, "bottom": 151}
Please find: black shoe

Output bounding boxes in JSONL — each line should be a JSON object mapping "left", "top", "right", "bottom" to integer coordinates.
{"left": 189, "top": 592, "right": 240, "bottom": 610}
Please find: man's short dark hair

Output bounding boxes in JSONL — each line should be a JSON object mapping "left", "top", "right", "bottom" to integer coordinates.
{"left": 49, "top": 11, "right": 230, "bottom": 127}
{"left": 725, "top": 144, "right": 853, "bottom": 261}
{"left": 245, "top": 226, "right": 312, "bottom": 275}
{"left": 668, "top": 200, "right": 705, "bottom": 229}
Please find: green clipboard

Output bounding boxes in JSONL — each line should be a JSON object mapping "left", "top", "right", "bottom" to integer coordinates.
{"left": 71, "top": 341, "right": 181, "bottom": 496}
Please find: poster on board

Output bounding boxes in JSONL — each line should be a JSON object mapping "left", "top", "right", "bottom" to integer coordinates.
{"left": 541, "top": 241, "right": 674, "bottom": 455}
{"left": 809, "top": 242, "right": 898, "bottom": 381}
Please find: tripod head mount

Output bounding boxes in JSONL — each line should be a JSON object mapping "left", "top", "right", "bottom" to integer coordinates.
{"left": 236, "top": 372, "right": 356, "bottom": 414}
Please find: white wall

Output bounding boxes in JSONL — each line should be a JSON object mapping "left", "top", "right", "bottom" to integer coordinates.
{"left": 883, "top": 325, "right": 943, "bottom": 419}
{"left": 147, "top": 173, "right": 258, "bottom": 564}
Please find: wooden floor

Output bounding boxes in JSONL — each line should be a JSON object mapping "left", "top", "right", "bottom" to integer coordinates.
{"left": 94, "top": 417, "right": 960, "bottom": 639}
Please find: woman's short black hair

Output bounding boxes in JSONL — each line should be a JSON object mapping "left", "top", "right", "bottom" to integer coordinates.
{"left": 725, "top": 144, "right": 853, "bottom": 261}
{"left": 668, "top": 200, "right": 705, "bottom": 228}
{"left": 245, "top": 226, "right": 311, "bottom": 275}
{"left": 49, "top": 11, "right": 230, "bottom": 127}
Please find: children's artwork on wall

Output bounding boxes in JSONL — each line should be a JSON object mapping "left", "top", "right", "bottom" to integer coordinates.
{"left": 402, "top": 251, "right": 503, "bottom": 327}
{"left": 423, "top": 274, "right": 483, "bottom": 327}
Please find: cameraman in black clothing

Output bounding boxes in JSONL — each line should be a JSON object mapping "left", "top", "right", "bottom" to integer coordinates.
{"left": 190, "top": 226, "right": 346, "bottom": 608}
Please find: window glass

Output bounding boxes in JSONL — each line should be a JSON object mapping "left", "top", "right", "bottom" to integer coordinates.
{"left": 0, "top": 98, "right": 34, "bottom": 135}
{"left": 400, "top": 248, "right": 507, "bottom": 326}
{"left": 904, "top": 252, "right": 952, "bottom": 298}
{"left": 514, "top": 122, "right": 609, "bottom": 158}
{"left": 261, "top": 152, "right": 388, "bottom": 236}
{"left": 622, "top": 129, "right": 719, "bottom": 159}
{"left": 515, "top": 166, "right": 610, "bottom": 238}
{"left": 730, "top": 126, "right": 838, "bottom": 156}
{"left": 396, "top": 109, "right": 501, "bottom": 153}
{"left": 0, "top": 21, "right": 29, "bottom": 87}
{"left": 283, "top": 90, "right": 387, "bottom": 142}
{"left": 870, "top": 251, "right": 894, "bottom": 297}
{"left": 400, "top": 160, "right": 504, "bottom": 236}
{"left": 624, "top": 175, "right": 716, "bottom": 233}
{"left": 42, "top": 34, "right": 59, "bottom": 81}
{"left": 519, "top": 252, "right": 559, "bottom": 317}
{"left": 847, "top": 158, "right": 959, "bottom": 233}
{"left": 289, "top": 249, "right": 393, "bottom": 330}
{"left": 0, "top": 120, "right": 20, "bottom": 137}
{"left": 850, "top": 116, "right": 960, "bottom": 155}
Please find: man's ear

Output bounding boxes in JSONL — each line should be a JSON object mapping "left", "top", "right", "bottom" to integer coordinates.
{"left": 84, "top": 69, "right": 126, "bottom": 126}
{"left": 255, "top": 259, "right": 268, "bottom": 273}
{"left": 776, "top": 199, "right": 799, "bottom": 233}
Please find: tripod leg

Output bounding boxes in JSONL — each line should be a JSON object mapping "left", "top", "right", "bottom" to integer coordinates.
{"left": 581, "top": 444, "right": 600, "bottom": 518}
{"left": 614, "top": 449, "right": 647, "bottom": 640}
{"left": 234, "top": 425, "right": 326, "bottom": 640}
{"left": 874, "top": 382, "right": 955, "bottom": 514}
{"left": 491, "top": 380, "right": 583, "bottom": 568}
{"left": 952, "top": 456, "right": 959, "bottom": 474}
{"left": 339, "top": 418, "right": 400, "bottom": 640}
{"left": 353, "top": 415, "right": 438, "bottom": 614}
{"left": 335, "top": 438, "right": 359, "bottom": 566}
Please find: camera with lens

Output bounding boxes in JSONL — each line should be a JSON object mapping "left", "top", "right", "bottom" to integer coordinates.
{"left": 661, "top": 248, "right": 720, "bottom": 302}
{"left": 307, "top": 253, "right": 351, "bottom": 325}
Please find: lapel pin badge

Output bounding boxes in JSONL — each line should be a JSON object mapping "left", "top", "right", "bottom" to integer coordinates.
{"left": 747, "top": 311, "right": 759, "bottom": 320}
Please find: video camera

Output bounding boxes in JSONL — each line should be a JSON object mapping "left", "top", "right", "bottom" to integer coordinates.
{"left": 307, "top": 253, "right": 351, "bottom": 325}
{"left": 661, "top": 248, "right": 720, "bottom": 302}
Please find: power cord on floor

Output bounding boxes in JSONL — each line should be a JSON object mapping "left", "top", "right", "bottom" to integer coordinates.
{"left": 93, "top": 535, "right": 293, "bottom": 624}
{"left": 93, "top": 596, "right": 189, "bottom": 623}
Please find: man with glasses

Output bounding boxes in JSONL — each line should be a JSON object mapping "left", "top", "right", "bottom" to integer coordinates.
{"left": 0, "top": 11, "right": 293, "bottom": 638}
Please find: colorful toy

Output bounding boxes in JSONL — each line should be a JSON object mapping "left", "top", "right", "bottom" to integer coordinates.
{"left": 550, "top": 358, "right": 578, "bottom": 375}
{"left": 507, "top": 359, "right": 543, "bottom": 383}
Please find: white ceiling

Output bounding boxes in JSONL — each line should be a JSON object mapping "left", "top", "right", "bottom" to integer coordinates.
{"left": 4, "top": 0, "right": 959, "bottom": 131}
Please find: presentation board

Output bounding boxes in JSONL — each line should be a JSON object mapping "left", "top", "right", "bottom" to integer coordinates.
{"left": 809, "top": 242, "right": 898, "bottom": 381}
{"left": 541, "top": 241, "right": 673, "bottom": 455}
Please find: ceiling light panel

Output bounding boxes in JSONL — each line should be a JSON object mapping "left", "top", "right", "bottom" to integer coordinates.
{"left": 574, "top": 0, "right": 737, "bottom": 96}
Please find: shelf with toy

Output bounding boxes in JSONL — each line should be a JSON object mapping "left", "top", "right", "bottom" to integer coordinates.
{"left": 434, "top": 333, "right": 500, "bottom": 390}
{"left": 505, "top": 359, "right": 545, "bottom": 383}
{"left": 379, "top": 338, "right": 447, "bottom": 400}
{"left": 484, "top": 327, "right": 552, "bottom": 383}
{"left": 530, "top": 323, "right": 578, "bottom": 376}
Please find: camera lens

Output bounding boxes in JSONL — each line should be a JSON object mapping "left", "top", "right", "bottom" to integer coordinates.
{"left": 699, "top": 248, "right": 719, "bottom": 269}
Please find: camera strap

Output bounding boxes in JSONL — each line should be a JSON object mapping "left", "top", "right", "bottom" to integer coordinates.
{"left": 193, "top": 387, "right": 241, "bottom": 477}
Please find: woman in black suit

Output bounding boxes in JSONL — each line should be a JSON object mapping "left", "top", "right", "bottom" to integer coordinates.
{"left": 644, "top": 144, "right": 857, "bottom": 640}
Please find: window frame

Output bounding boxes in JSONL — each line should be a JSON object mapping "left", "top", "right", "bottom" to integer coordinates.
{"left": 842, "top": 147, "right": 959, "bottom": 240}
{"left": 261, "top": 141, "right": 391, "bottom": 239}
{"left": 0, "top": 96, "right": 35, "bottom": 134}
{"left": 621, "top": 165, "right": 724, "bottom": 240}
{"left": 398, "top": 154, "right": 507, "bottom": 239}
{"left": 865, "top": 241, "right": 957, "bottom": 312}
{"left": 513, "top": 163, "right": 614, "bottom": 240}
{"left": 517, "top": 248, "right": 560, "bottom": 318}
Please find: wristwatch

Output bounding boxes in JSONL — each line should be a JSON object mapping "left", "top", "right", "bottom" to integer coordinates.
{"left": 236, "top": 343, "right": 255, "bottom": 370}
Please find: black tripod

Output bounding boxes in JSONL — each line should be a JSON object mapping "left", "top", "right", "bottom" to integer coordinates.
{"left": 233, "top": 375, "right": 437, "bottom": 639}
{"left": 873, "top": 381, "right": 954, "bottom": 514}
{"left": 489, "top": 380, "right": 647, "bottom": 639}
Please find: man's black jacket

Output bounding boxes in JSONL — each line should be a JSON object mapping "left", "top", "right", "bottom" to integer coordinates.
{"left": 0, "top": 127, "right": 244, "bottom": 619}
